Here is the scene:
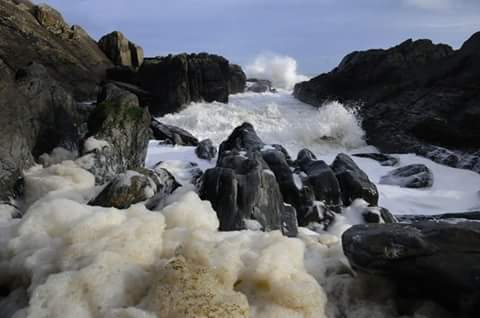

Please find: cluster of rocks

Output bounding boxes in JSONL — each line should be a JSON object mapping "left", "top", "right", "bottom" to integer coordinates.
{"left": 199, "top": 122, "right": 391, "bottom": 236}
{"left": 294, "top": 34, "right": 480, "bottom": 173}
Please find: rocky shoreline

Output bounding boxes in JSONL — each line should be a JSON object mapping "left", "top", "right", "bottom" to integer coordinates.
{"left": 0, "top": 0, "right": 479, "bottom": 317}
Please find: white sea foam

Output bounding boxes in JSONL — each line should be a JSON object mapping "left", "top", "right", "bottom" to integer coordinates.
{"left": 245, "top": 54, "right": 309, "bottom": 90}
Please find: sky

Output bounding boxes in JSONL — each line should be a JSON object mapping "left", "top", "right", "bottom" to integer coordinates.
{"left": 35, "top": 0, "right": 480, "bottom": 75}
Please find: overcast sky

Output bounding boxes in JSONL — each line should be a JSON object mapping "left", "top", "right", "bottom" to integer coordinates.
{"left": 35, "top": 0, "right": 480, "bottom": 74}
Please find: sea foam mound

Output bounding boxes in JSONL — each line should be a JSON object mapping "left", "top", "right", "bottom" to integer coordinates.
{"left": 0, "top": 160, "right": 331, "bottom": 318}
{"left": 0, "top": 159, "right": 435, "bottom": 318}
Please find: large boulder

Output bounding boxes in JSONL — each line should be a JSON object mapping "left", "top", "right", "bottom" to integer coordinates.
{"left": 136, "top": 53, "right": 246, "bottom": 115}
{"left": 201, "top": 151, "right": 284, "bottom": 232}
{"left": 81, "top": 83, "right": 152, "bottom": 184}
{"left": 0, "top": 0, "right": 112, "bottom": 100}
{"left": 0, "top": 61, "right": 89, "bottom": 202}
{"left": 343, "top": 222, "right": 480, "bottom": 315}
{"left": 294, "top": 33, "right": 480, "bottom": 172}
{"left": 201, "top": 123, "right": 296, "bottom": 234}
{"left": 138, "top": 53, "right": 230, "bottom": 115}
{"left": 89, "top": 170, "right": 156, "bottom": 209}
{"left": 380, "top": 164, "right": 434, "bottom": 188}
{"left": 98, "top": 31, "right": 144, "bottom": 68}
{"left": 331, "top": 153, "right": 379, "bottom": 206}
{"left": 89, "top": 168, "right": 179, "bottom": 209}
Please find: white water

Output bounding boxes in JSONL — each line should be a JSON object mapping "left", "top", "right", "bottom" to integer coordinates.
{"left": 245, "top": 54, "right": 310, "bottom": 90}
{"left": 1, "top": 89, "right": 479, "bottom": 317}
{"left": 154, "top": 91, "right": 480, "bottom": 216}
{"left": 160, "top": 91, "right": 369, "bottom": 156}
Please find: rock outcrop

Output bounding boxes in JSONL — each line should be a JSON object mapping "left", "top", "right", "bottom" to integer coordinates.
{"left": 294, "top": 33, "right": 480, "bottom": 173}
{"left": 343, "top": 221, "right": 480, "bottom": 315}
{"left": 98, "top": 31, "right": 144, "bottom": 68}
{"left": 105, "top": 53, "right": 247, "bottom": 116}
{"left": 0, "top": 61, "right": 92, "bottom": 202}
{"left": 138, "top": 53, "right": 232, "bottom": 115}
{"left": 80, "top": 83, "right": 152, "bottom": 184}
{"left": 0, "top": 0, "right": 112, "bottom": 100}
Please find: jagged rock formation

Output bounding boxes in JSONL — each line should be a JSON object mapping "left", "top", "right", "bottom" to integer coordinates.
{"left": 294, "top": 34, "right": 480, "bottom": 173}
{"left": 0, "top": 0, "right": 112, "bottom": 99}
{"left": 138, "top": 53, "right": 243, "bottom": 115}
{"left": 200, "top": 123, "right": 387, "bottom": 235}
{"left": 98, "top": 31, "right": 144, "bottom": 68}
{"left": 106, "top": 53, "right": 247, "bottom": 116}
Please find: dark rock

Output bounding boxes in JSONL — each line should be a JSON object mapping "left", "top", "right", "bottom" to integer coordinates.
{"left": 81, "top": 83, "right": 152, "bottom": 184}
{"left": 200, "top": 152, "right": 284, "bottom": 232}
{"left": 294, "top": 33, "right": 480, "bottom": 173}
{"left": 98, "top": 31, "right": 144, "bottom": 68}
{"left": 331, "top": 153, "right": 379, "bottom": 206}
{"left": 352, "top": 153, "right": 399, "bottom": 166}
{"left": 247, "top": 79, "right": 275, "bottom": 93}
{"left": 195, "top": 139, "right": 217, "bottom": 160}
{"left": 138, "top": 53, "right": 231, "bottom": 116}
{"left": 0, "top": 0, "right": 112, "bottom": 100}
{"left": 379, "top": 207, "right": 398, "bottom": 223}
{"left": 89, "top": 171, "right": 155, "bottom": 209}
{"left": 151, "top": 119, "right": 199, "bottom": 146}
{"left": 295, "top": 148, "right": 317, "bottom": 170}
{"left": 343, "top": 221, "right": 480, "bottom": 315}
{"left": 106, "top": 66, "right": 139, "bottom": 84}
{"left": 16, "top": 62, "right": 85, "bottom": 158}
{"left": 217, "top": 122, "right": 264, "bottom": 162}
{"left": 298, "top": 158, "right": 342, "bottom": 213}
{"left": 396, "top": 210, "right": 480, "bottom": 223}
{"left": 362, "top": 210, "right": 381, "bottom": 223}
{"left": 380, "top": 164, "right": 433, "bottom": 188}
{"left": 281, "top": 204, "right": 299, "bottom": 237}
{"left": 0, "top": 60, "right": 92, "bottom": 202}
{"left": 228, "top": 64, "right": 246, "bottom": 94}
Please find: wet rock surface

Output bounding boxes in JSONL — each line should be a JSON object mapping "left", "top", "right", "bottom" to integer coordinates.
{"left": 80, "top": 83, "right": 152, "bottom": 184}
{"left": 294, "top": 34, "right": 480, "bottom": 173}
{"left": 151, "top": 119, "right": 199, "bottom": 146}
{"left": 331, "top": 153, "right": 379, "bottom": 206}
{"left": 343, "top": 221, "right": 480, "bottom": 316}
{"left": 380, "top": 164, "right": 434, "bottom": 188}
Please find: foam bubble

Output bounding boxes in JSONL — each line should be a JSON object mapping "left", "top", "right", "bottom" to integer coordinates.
{"left": 245, "top": 54, "right": 309, "bottom": 90}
